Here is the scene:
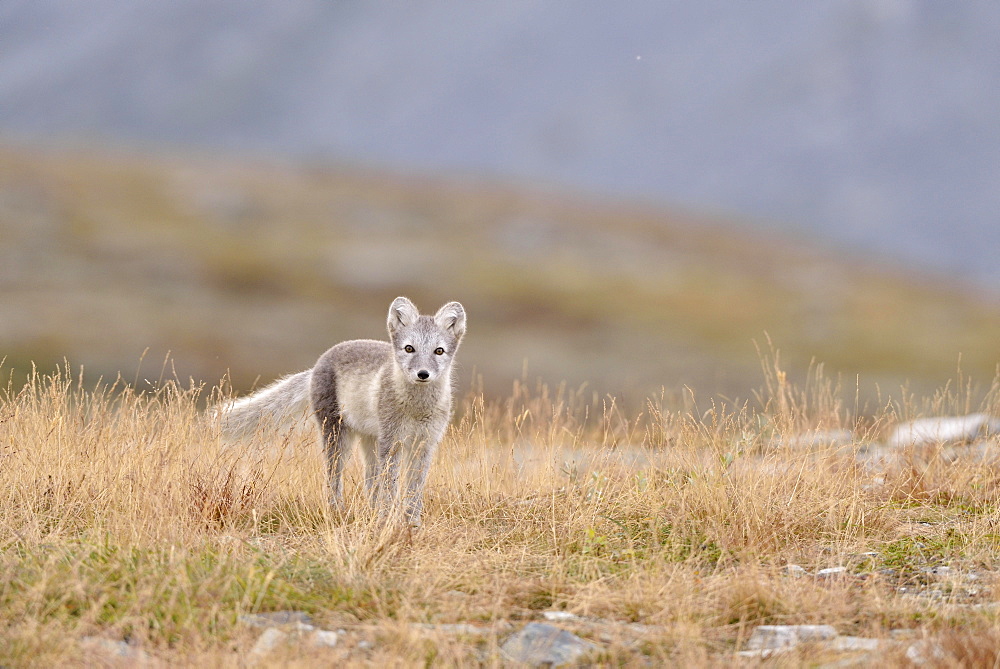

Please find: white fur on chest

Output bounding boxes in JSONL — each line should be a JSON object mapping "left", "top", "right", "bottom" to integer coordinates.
{"left": 336, "top": 370, "right": 382, "bottom": 437}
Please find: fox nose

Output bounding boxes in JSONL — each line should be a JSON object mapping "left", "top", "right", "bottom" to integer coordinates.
{"left": 416, "top": 370, "right": 430, "bottom": 381}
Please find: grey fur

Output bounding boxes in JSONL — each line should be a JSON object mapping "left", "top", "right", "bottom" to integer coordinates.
{"left": 217, "top": 370, "right": 313, "bottom": 439}
{"left": 217, "top": 297, "right": 466, "bottom": 526}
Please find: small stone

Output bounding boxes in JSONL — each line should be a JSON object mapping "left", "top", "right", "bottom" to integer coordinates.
{"left": 816, "top": 567, "right": 849, "bottom": 580}
{"left": 542, "top": 611, "right": 581, "bottom": 622}
{"left": 888, "top": 414, "right": 1000, "bottom": 448}
{"left": 501, "top": 622, "right": 600, "bottom": 666}
{"left": 250, "top": 628, "right": 287, "bottom": 657}
{"left": 240, "top": 611, "right": 314, "bottom": 628}
{"left": 357, "top": 640, "right": 374, "bottom": 650}
{"left": 906, "top": 640, "right": 948, "bottom": 665}
{"left": 310, "top": 629, "right": 340, "bottom": 648}
{"left": 783, "top": 564, "right": 807, "bottom": 578}
{"left": 746, "top": 625, "right": 838, "bottom": 651}
{"left": 829, "top": 636, "right": 881, "bottom": 652}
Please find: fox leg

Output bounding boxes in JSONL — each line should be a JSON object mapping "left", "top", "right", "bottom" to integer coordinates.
{"left": 310, "top": 367, "right": 345, "bottom": 508}
{"left": 402, "top": 449, "right": 429, "bottom": 527}
{"left": 402, "top": 433, "right": 442, "bottom": 527}
{"left": 357, "top": 435, "right": 380, "bottom": 507}
{"left": 376, "top": 436, "right": 402, "bottom": 515}
{"left": 318, "top": 418, "right": 347, "bottom": 507}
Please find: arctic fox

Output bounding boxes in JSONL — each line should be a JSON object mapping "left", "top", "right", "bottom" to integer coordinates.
{"left": 219, "top": 297, "right": 466, "bottom": 526}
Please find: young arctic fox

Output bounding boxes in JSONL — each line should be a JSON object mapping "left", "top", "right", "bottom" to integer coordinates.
{"left": 219, "top": 297, "right": 466, "bottom": 526}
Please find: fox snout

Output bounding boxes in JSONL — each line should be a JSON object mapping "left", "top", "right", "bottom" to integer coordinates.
{"left": 416, "top": 370, "right": 430, "bottom": 382}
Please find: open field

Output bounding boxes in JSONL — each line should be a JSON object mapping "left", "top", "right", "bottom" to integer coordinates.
{"left": 3, "top": 358, "right": 1000, "bottom": 667}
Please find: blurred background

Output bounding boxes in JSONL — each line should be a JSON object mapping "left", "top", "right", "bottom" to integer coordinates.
{"left": 1, "top": 0, "right": 999, "bottom": 406}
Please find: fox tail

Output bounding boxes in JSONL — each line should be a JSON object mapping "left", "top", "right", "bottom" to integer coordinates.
{"left": 215, "top": 370, "right": 314, "bottom": 440}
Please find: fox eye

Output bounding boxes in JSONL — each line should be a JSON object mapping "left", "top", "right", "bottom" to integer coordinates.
{"left": 404, "top": 345, "right": 415, "bottom": 353}
{"left": 434, "top": 347, "right": 445, "bottom": 355}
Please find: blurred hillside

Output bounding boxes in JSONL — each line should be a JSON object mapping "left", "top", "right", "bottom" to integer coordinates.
{"left": 1, "top": 143, "right": 998, "bottom": 404}
{"left": 2, "top": 2, "right": 1000, "bottom": 285}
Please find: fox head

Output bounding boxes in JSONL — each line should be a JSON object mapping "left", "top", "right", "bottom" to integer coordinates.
{"left": 387, "top": 297, "right": 466, "bottom": 385}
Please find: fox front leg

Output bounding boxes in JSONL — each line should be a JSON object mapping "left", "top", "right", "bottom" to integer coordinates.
{"left": 402, "top": 436, "right": 440, "bottom": 527}
{"left": 376, "top": 437, "right": 402, "bottom": 517}
{"left": 355, "top": 435, "right": 380, "bottom": 507}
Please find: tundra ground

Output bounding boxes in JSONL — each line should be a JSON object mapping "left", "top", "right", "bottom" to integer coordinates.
{"left": 2, "top": 359, "right": 1000, "bottom": 666}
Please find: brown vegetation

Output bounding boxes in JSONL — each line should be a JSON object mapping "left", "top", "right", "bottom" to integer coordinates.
{"left": 2, "top": 357, "right": 1000, "bottom": 665}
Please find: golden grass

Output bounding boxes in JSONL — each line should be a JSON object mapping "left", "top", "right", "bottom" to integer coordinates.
{"left": 2, "top": 359, "right": 1000, "bottom": 666}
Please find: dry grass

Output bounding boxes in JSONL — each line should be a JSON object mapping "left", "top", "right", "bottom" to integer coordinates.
{"left": 2, "top": 358, "right": 1000, "bottom": 667}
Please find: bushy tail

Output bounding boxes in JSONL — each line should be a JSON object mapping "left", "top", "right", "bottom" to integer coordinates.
{"left": 216, "top": 370, "right": 314, "bottom": 440}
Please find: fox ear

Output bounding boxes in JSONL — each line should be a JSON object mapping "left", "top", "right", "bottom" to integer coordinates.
{"left": 388, "top": 297, "right": 419, "bottom": 336}
{"left": 434, "top": 301, "right": 466, "bottom": 340}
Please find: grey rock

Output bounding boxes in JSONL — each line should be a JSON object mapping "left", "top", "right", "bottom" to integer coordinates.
{"left": 829, "top": 636, "right": 882, "bottom": 652}
{"left": 240, "top": 610, "right": 314, "bottom": 629}
{"left": 310, "top": 629, "right": 340, "bottom": 648}
{"left": 746, "top": 624, "right": 839, "bottom": 651}
{"left": 250, "top": 627, "right": 287, "bottom": 657}
{"left": 906, "top": 640, "right": 948, "bottom": 665}
{"left": 744, "top": 635, "right": 887, "bottom": 665}
{"left": 888, "top": 414, "right": 1000, "bottom": 448}
{"left": 816, "top": 567, "right": 849, "bottom": 580}
{"left": 501, "top": 622, "right": 600, "bottom": 666}
{"left": 243, "top": 613, "right": 340, "bottom": 656}
{"left": 783, "top": 564, "right": 807, "bottom": 578}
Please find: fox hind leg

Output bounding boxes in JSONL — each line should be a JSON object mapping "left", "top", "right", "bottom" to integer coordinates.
{"left": 310, "top": 367, "right": 346, "bottom": 509}
{"left": 318, "top": 416, "right": 347, "bottom": 507}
